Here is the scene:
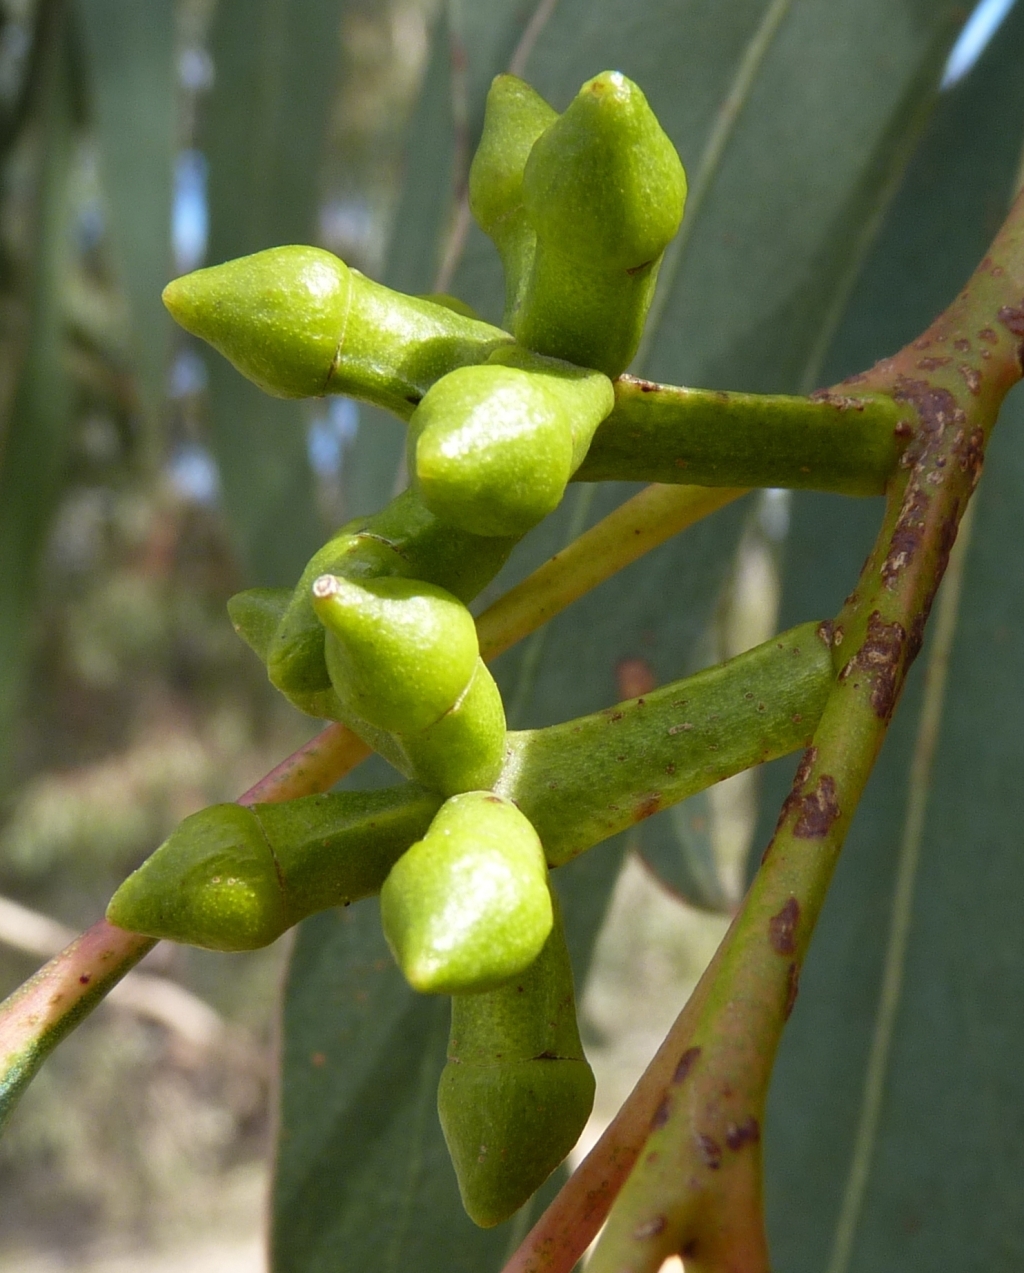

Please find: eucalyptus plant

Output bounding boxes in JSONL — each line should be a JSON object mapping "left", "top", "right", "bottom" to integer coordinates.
{"left": 3, "top": 4, "right": 1024, "bottom": 1271}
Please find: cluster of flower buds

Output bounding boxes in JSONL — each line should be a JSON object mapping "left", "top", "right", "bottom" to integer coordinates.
{"left": 112, "top": 70, "right": 686, "bottom": 1226}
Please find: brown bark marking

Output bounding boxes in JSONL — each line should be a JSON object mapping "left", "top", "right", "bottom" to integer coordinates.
{"left": 651, "top": 1096, "right": 672, "bottom": 1130}
{"left": 774, "top": 746, "right": 820, "bottom": 839}
{"left": 808, "top": 389, "right": 868, "bottom": 411}
{"left": 881, "top": 484, "right": 927, "bottom": 587}
{"left": 768, "top": 897, "right": 800, "bottom": 955}
{"left": 893, "top": 377, "right": 965, "bottom": 460}
{"left": 634, "top": 792, "right": 662, "bottom": 821}
{"left": 958, "top": 364, "right": 981, "bottom": 395}
{"left": 785, "top": 962, "right": 800, "bottom": 1019}
{"left": 840, "top": 611, "right": 907, "bottom": 720}
{"left": 673, "top": 1046, "right": 702, "bottom": 1084}
{"left": 998, "top": 303, "right": 1024, "bottom": 369}
{"left": 793, "top": 774, "right": 840, "bottom": 839}
{"left": 725, "top": 1116, "right": 761, "bottom": 1151}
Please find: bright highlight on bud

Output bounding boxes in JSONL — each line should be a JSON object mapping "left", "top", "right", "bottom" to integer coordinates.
{"left": 381, "top": 791, "right": 553, "bottom": 995}
{"left": 312, "top": 572, "right": 479, "bottom": 734}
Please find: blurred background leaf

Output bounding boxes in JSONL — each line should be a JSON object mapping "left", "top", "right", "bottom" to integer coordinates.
{"left": 75, "top": 0, "right": 175, "bottom": 447}
{"left": 0, "top": 0, "right": 75, "bottom": 785}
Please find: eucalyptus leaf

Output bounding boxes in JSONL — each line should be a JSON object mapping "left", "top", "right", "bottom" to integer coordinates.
{"left": 635, "top": 790, "right": 731, "bottom": 913}
{"left": 760, "top": 7, "right": 1024, "bottom": 1268}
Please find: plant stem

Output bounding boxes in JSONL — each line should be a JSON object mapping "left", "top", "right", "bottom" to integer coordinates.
{"left": 237, "top": 721, "right": 371, "bottom": 806}
{"left": 825, "top": 496, "right": 976, "bottom": 1273}
{"left": 0, "top": 921, "right": 154, "bottom": 1130}
{"left": 506, "top": 623, "right": 831, "bottom": 867}
{"left": 508, "top": 187, "right": 1024, "bottom": 1273}
{"left": 575, "top": 377, "right": 903, "bottom": 494}
{"left": 477, "top": 483, "right": 746, "bottom": 661}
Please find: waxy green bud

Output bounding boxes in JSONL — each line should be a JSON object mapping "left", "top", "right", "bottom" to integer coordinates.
{"left": 162, "top": 246, "right": 349, "bottom": 398}
{"left": 398, "top": 660, "right": 506, "bottom": 796}
{"left": 486, "top": 344, "right": 614, "bottom": 471}
{"left": 108, "top": 804, "right": 288, "bottom": 951}
{"left": 408, "top": 354, "right": 613, "bottom": 538}
{"left": 409, "top": 364, "right": 573, "bottom": 538}
{"left": 515, "top": 71, "right": 686, "bottom": 376}
{"left": 247, "top": 491, "right": 515, "bottom": 720}
{"left": 106, "top": 788, "right": 442, "bottom": 951}
{"left": 162, "top": 245, "right": 512, "bottom": 416}
{"left": 380, "top": 792, "right": 552, "bottom": 994}
{"left": 469, "top": 75, "right": 558, "bottom": 328}
{"left": 437, "top": 903, "right": 594, "bottom": 1227}
{"left": 266, "top": 526, "right": 412, "bottom": 708}
{"left": 313, "top": 573, "right": 479, "bottom": 734}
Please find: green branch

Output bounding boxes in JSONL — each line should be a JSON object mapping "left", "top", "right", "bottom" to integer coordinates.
{"left": 476, "top": 482, "right": 746, "bottom": 660}
{"left": 575, "top": 375, "right": 904, "bottom": 494}
{"left": 103, "top": 622, "right": 832, "bottom": 950}
{"left": 581, "top": 188, "right": 1024, "bottom": 1273}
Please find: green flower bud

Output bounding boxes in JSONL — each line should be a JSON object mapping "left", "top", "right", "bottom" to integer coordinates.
{"left": 227, "top": 587, "right": 290, "bottom": 663}
{"left": 437, "top": 903, "right": 594, "bottom": 1227}
{"left": 314, "top": 573, "right": 479, "bottom": 734}
{"left": 267, "top": 525, "right": 412, "bottom": 706}
{"left": 485, "top": 344, "right": 614, "bottom": 471}
{"left": 469, "top": 75, "right": 558, "bottom": 328}
{"left": 408, "top": 364, "right": 575, "bottom": 539}
{"left": 397, "top": 659, "right": 506, "bottom": 796}
{"left": 107, "top": 803, "right": 287, "bottom": 951}
{"left": 409, "top": 354, "right": 613, "bottom": 538}
{"left": 515, "top": 71, "right": 686, "bottom": 376}
{"left": 107, "top": 787, "right": 442, "bottom": 951}
{"left": 163, "top": 246, "right": 350, "bottom": 398}
{"left": 380, "top": 792, "right": 552, "bottom": 994}
{"left": 236, "top": 493, "right": 515, "bottom": 724}
{"left": 162, "top": 246, "right": 512, "bottom": 415}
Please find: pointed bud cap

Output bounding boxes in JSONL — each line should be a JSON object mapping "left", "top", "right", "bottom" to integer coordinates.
{"left": 439, "top": 1057, "right": 595, "bottom": 1226}
{"left": 312, "top": 573, "right": 478, "bottom": 733}
{"left": 380, "top": 792, "right": 553, "bottom": 994}
{"left": 409, "top": 364, "right": 575, "bottom": 538}
{"left": 107, "top": 805, "right": 290, "bottom": 951}
{"left": 523, "top": 71, "right": 686, "bottom": 269}
{"left": 162, "top": 246, "right": 351, "bottom": 398}
{"left": 469, "top": 75, "right": 558, "bottom": 240}
{"left": 438, "top": 904, "right": 593, "bottom": 1225}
